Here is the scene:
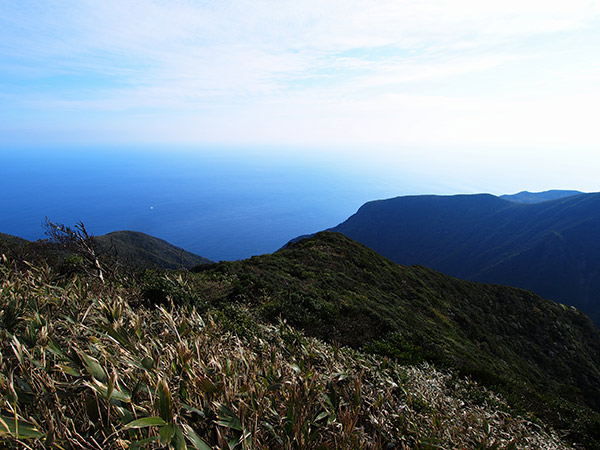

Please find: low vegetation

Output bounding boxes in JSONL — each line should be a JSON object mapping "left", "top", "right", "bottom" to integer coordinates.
{"left": 190, "top": 232, "right": 600, "bottom": 448}
{"left": 0, "top": 245, "right": 576, "bottom": 448}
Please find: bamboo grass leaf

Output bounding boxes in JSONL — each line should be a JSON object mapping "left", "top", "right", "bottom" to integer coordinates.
{"left": 158, "top": 378, "right": 173, "bottom": 423}
{"left": 315, "top": 411, "right": 328, "bottom": 422}
{"left": 172, "top": 424, "right": 188, "bottom": 450}
{"left": 57, "top": 364, "right": 82, "bottom": 377}
{"left": 181, "top": 423, "right": 212, "bottom": 450}
{"left": 214, "top": 403, "right": 242, "bottom": 431}
{"left": 142, "top": 356, "right": 154, "bottom": 370}
{"left": 123, "top": 417, "right": 167, "bottom": 429}
{"left": 85, "top": 379, "right": 132, "bottom": 403}
{"left": 130, "top": 435, "right": 161, "bottom": 449}
{"left": 77, "top": 350, "right": 108, "bottom": 382}
{"left": 6, "top": 371, "right": 18, "bottom": 405}
{"left": 198, "top": 377, "right": 220, "bottom": 395}
{"left": 10, "top": 336, "right": 24, "bottom": 365}
{"left": 107, "top": 369, "right": 117, "bottom": 402}
{"left": 0, "top": 415, "right": 44, "bottom": 439}
{"left": 227, "top": 436, "right": 240, "bottom": 450}
{"left": 181, "top": 403, "right": 205, "bottom": 417}
{"left": 159, "top": 423, "right": 175, "bottom": 445}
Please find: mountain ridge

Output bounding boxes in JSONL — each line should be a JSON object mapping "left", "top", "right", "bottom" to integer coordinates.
{"left": 328, "top": 191, "right": 600, "bottom": 324}
{"left": 501, "top": 189, "right": 585, "bottom": 203}
{"left": 0, "top": 229, "right": 212, "bottom": 270}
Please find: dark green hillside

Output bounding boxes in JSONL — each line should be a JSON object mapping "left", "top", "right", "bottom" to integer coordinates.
{"left": 328, "top": 192, "right": 600, "bottom": 324}
{"left": 193, "top": 232, "right": 600, "bottom": 447}
{"left": 0, "top": 232, "right": 66, "bottom": 267}
{"left": 0, "top": 232, "right": 29, "bottom": 247}
{"left": 0, "top": 229, "right": 212, "bottom": 270}
{"left": 95, "top": 230, "right": 212, "bottom": 269}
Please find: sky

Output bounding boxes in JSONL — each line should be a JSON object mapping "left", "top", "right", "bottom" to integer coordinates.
{"left": 2, "top": 0, "right": 600, "bottom": 193}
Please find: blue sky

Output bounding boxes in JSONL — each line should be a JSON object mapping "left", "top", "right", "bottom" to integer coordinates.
{"left": 2, "top": 0, "right": 600, "bottom": 193}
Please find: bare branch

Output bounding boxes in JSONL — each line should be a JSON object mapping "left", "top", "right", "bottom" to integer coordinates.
{"left": 44, "top": 218, "right": 105, "bottom": 283}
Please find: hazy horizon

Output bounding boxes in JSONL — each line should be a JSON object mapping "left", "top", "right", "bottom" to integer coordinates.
{"left": 2, "top": 147, "right": 429, "bottom": 260}
{"left": 2, "top": 146, "right": 593, "bottom": 261}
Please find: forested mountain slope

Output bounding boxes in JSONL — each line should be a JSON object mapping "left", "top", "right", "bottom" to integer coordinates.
{"left": 329, "top": 192, "right": 600, "bottom": 324}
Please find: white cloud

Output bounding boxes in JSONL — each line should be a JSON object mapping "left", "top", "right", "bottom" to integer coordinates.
{"left": 2, "top": 0, "right": 600, "bottom": 163}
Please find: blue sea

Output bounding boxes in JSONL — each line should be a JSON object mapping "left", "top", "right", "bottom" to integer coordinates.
{"left": 1, "top": 147, "right": 427, "bottom": 261}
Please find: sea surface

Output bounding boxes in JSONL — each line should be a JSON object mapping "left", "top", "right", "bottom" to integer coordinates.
{"left": 1, "top": 147, "right": 423, "bottom": 261}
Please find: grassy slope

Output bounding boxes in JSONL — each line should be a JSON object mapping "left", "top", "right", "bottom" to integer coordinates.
{"left": 193, "top": 232, "right": 600, "bottom": 447}
{"left": 0, "top": 254, "right": 569, "bottom": 449}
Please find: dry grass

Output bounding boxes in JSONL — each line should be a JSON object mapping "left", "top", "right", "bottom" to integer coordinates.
{"left": 0, "top": 255, "right": 570, "bottom": 449}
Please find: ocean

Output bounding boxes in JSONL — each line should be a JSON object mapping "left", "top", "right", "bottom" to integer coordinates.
{"left": 1, "top": 147, "right": 417, "bottom": 261}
